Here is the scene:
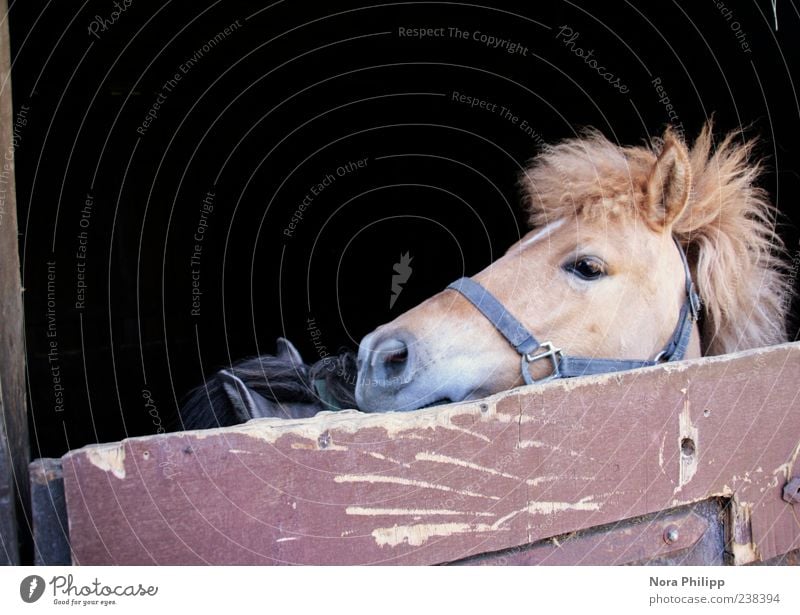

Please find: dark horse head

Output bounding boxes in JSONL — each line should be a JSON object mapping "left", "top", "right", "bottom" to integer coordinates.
{"left": 179, "top": 338, "right": 358, "bottom": 430}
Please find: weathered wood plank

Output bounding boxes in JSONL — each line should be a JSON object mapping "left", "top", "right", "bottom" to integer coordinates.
{"left": 62, "top": 342, "right": 800, "bottom": 565}
{"left": 30, "top": 459, "right": 70, "bottom": 565}
{"left": 0, "top": 379, "right": 17, "bottom": 564}
{"left": 0, "top": 0, "right": 28, "bottom": 566}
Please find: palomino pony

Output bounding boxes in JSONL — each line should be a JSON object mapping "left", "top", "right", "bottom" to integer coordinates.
{"left": 356, "top": 124, "right": 790, "bottom": 412}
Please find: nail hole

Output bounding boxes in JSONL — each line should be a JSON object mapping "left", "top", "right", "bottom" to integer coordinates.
{"left": 680, "top": 437, "right": 696, "bottom": 457}
{"left": 143, "top": 451, "right": 150, "bottom": 460}
{"left": 318, "top": 431, "right": 331, "bottom": 449}
{"left": 480, "top": 403, "right": 488, "bottom": 413}
{"left": 703, "top": 408, "right": 710, "bottom": 417}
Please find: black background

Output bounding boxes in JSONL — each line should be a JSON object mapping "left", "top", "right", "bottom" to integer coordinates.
{"left": 10, "top": 0, "right": 800, "bottom": 458}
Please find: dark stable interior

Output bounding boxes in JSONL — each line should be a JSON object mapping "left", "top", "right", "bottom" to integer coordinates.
{"left": 10, "top": 1, "right": 800, "bottom": 458}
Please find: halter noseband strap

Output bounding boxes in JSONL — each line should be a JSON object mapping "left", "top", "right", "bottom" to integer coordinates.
{"left": 447, "top": 237, "right": 701, "bottom": 385}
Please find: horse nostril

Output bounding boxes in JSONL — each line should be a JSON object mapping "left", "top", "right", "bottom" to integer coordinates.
{"left": 372, "top": 337, "right": 411, "bottom": 379}
{"left": 385, "top": 347, "right": 408, "bottom": 365}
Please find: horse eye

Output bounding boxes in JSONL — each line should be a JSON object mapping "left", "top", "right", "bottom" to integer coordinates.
{"left": 565, "top": 257, "right": 606, "bottom": 281}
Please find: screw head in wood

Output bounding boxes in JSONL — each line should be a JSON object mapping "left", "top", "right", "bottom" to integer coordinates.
{"left": 663, "top": 525, "right": 680, "bottom": 544}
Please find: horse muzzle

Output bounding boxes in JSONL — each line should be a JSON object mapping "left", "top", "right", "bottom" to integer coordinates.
{"left": 356, "top": 328, "right": 450, "bottom": 412}
{"left": 355, "top": 329, "right": 412, "bottom": 411}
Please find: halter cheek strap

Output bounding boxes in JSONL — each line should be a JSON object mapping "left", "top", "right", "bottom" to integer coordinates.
{"left": 447, "top": 237, "right": 701, "bottom": 385}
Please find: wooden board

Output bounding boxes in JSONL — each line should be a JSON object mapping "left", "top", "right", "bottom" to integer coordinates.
{"left": 30, "top": 459, "right": 71, "bottom": 565}
{"left": 0, "top": 0, "right": 28, "bottom": 565}
{"left": 61, "top": 342, "right": 800, "bottom": 565}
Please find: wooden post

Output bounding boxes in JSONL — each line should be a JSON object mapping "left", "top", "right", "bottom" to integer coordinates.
{"left": 0, "top": 379, "right": 18, "bottom": 564}
{"left": 0, "top": 0, "right": 30, "bottom": 565}
{"left": 29, "top": 459, "right": 70, "bottom": 565}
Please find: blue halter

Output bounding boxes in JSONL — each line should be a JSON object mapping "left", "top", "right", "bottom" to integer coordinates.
{"left": 447, "top": 237, "right": 701, "bottom": 385}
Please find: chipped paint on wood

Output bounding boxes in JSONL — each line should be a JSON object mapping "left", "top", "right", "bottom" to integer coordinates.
{"left": 518, "top": 439, "right": 547, "bottom": 449}
{"left": 492, "top": 496, "right": 602, "bottom": 529}
{"left": 366, "top": 451, "right": 410, "bottom": 467}
{"left": 371, "top": 522, "right": 495, "bottom": 547}
{"left": 186, "top": 397, "right": 505, "bottom": 451}
{"left": 678, "top": 397, "right": 698, "bottom": 488}
{"left": 346, "top": 506, "right": 496, "bottom": 517}
{"left": 729, "top": 498, "right": 760, "bottom": 565}
{"left": 333, "top": 474, "right": 501, "bottom": 500}
{"left": 773, "top": 439, "right": 800, "bottom": 480}
{"left": 517, "top": 439, "right": 587, "bottom": 459}
{"left": 526, "top": 475, "right": 562, "bottom": 487}
{"left": 85, "top": 443, "right": 126, "bottom": 479}
{"left": 415, "top": 452, "right": 520, "bottom": 479}
{"left": 438, "top": 424, "right": 492, "bottom": 442}
{"left": 233, "top": 403, "right": 488, "bottom": 442}
{"left": 525, "top": 495, "right": 600, "bottom": 515}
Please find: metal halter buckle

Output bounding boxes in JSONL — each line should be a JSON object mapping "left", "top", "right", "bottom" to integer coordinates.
{"left": 522, "top": 342, "right": 563, "bottom": 384}
{"left": 688, "top": 284, "right": 702, "bottom": 322}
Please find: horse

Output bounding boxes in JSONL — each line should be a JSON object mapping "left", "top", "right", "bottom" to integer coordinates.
{"left": 355, "top": 123, "right": 791, "bottom": 412}
{"left": 179, "top": 338, "right": 358, "bottom": 429}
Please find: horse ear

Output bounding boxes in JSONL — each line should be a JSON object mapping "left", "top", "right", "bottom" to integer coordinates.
{"left": 219, "top": 370, "right": 262, "bottom": 422}
{"left": 219, "top": 369, "right": 283, "bottom": 420}
{"left": 276, "top": 337, "right": 304, "bottom": 366}
{"left": 646, "top": 129, "right": 691, "bottom": 229}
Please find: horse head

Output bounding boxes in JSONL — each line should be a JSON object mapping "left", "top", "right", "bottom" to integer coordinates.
{"left": 356, "top": 125, "right": 789, "bottom": 412}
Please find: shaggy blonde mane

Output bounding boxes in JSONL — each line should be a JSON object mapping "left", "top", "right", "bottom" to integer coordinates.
{"left": 520, "top": 123, "right": 791, "bottom": 355}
